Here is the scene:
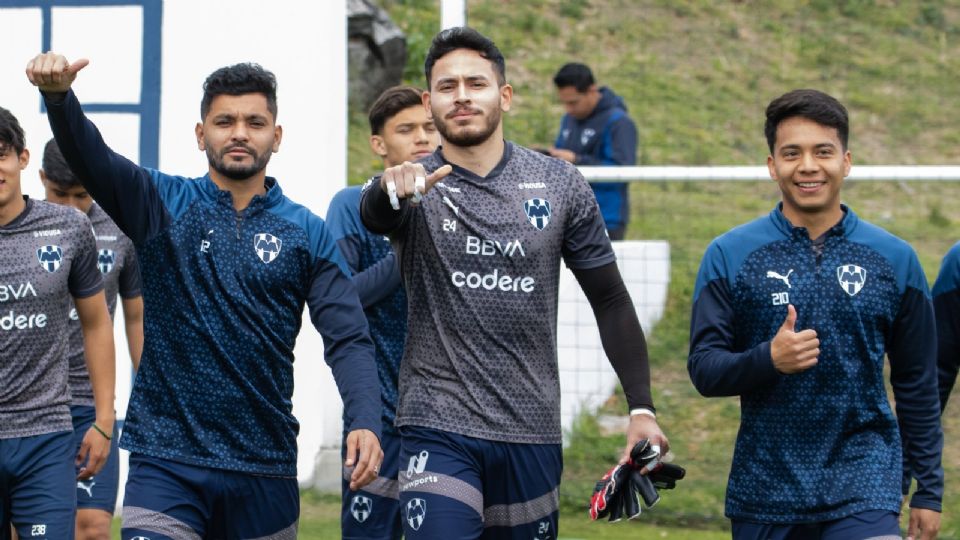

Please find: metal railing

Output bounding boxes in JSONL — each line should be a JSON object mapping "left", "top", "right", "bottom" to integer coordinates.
{"left": 579, "top": 165, "right": 960, "bottom": 182}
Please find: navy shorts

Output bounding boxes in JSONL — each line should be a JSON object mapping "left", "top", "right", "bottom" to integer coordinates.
{"left": 0, "top": 430, "right": 76, "bottom": 539}
{"left": 398, "top": 426, "right": 562, "bottom": 540}
{"left": 71, "top": 405, "right": 120, "bottom": 514}
{"left": 120, "top": 454, "right": 299, "bottom": 539}
{"left": 732, "top": 510, "right": 901, "bottom": 540}
{"left": 341, "top": 429, "right": 402, "bottom": 540}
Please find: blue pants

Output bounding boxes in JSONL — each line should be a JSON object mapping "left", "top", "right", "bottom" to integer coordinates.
{"left": 121, "top": 454, "right": 299, "bottom": 539}
{"left": 732, "top": 510, "right": 901, "bottom": 540}
{"left": 71, "top": 405, "right": 120, "bottom": 513}
{"left": 342, "top": 430, "right": 402, "bottom": 540}
{"left": 398, "top": 426, "right": 562, "bottom": 540}
{"left": 0, "top": 431, "right": 76, "bottom": 539}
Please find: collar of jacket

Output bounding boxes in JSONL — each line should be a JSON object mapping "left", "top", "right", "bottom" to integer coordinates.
{"left": 769, "top": 202, "right": 858, "bottom": 241}
{"left": 199, "top": 175, "right": 284, "bottom": 214}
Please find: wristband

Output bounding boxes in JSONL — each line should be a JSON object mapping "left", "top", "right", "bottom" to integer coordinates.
{"left": 92, "top": 423, "right": 112, "bottom": 441}
{"left": 629, "top": 408, "right": 656, "bottom": 419}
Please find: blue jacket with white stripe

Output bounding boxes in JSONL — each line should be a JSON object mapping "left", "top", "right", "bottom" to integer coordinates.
{"left": 688, "top": 204, "right": 942, "bottom": 522}
{"left": 44, "top": 89, "right": 380, "bottom": 476}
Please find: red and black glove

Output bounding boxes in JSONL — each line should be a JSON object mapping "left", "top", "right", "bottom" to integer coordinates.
{"left": 589, "top": 462, "right": 629, "bottom": 521}
{"left": 590, "top": 439, "right": 687, "bottom": 522}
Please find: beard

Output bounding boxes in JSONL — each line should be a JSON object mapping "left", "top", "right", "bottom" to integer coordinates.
{"left": 435, "top": 106, "right": 501, "bottom": 147}
{"left": 206, "top": 143, "right": 272, "bottom": 181}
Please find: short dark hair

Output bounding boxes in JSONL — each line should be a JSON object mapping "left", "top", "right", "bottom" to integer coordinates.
{"left": 765, "top": 89, "right": 849, "bottom": 153}
{"left": 368, "top": 86, "right": 425, "bottom": 135}
{"left": 201, "top": 63, "right": 278, "bottom": 120}
{"left": 424, "top": 27, "right": 506, "bottom": 89}
{"left": 553, "top": 63, "right": 594, "bottom": 92}
{"left": 0, "top": 106, "right": 26, "bottom": 157}
{"left": 41, "top": 138, "right": 80, "bottom": 188}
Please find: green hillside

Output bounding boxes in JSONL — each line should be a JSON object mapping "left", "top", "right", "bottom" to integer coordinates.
{"left": 352, "top": 0, "right": 960, "bottom": 180}
{"left": 347, "top": 1, "right": 960, "bottom": 537}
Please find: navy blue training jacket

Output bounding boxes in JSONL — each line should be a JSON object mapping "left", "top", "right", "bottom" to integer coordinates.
{"left": 326, "top": 185, "right": 406, "bottom": 435}
{"left": 688, "top": 205, "right": 942, "bottom": 522}
{"left": 44, "top": 89, "right": 380, "bottom": 476}
{"left": 934, "top": 240, "right": 960, "bottom": 412}
{"left": 554, "top": 86, "right": 636, "bottom": 230}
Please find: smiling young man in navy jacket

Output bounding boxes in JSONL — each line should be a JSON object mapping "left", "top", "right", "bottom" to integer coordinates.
{"left": 27, "top": 52, "right": 382, "bottom": 539}
{"left": 688, "top": 89, "right": 942, "bottom": 540}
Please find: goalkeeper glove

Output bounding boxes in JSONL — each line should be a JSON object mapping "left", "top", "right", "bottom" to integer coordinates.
{"left": 589, "top": 463, "right": 629, "bottom": 521}
{"left": 590, "top": 439, "right": 687, "bottom": 522}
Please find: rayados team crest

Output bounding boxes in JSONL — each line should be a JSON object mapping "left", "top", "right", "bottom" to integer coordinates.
{"left": 37, "top": 245, "right": 63, "bottom": 272}
{"left": 97, "top": 249, "right": 115, "bottom": 274}
{"left": 580, "top": 128, "right": 596, "bottom": 146}
{"left": 351, "top": 495, "right": 373, "bottom": 523}
{"left": 253, "top": 233, "right": 282, "bottom": 264}
{"left": 837, "top": 264, "right": 867, "bottom": 296}
{"left": 523, "top": 198, "right": 552, "bottom": 230}
{"left": 406, "top": 498, "right": 427, "bottom": 531}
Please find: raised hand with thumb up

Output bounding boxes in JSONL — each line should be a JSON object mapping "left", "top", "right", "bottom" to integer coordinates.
{"left": 25, "top": 52, "right": 89, "bottom": 95}
{"left": 770, "top": 304, "right": 819, "bottom": 374}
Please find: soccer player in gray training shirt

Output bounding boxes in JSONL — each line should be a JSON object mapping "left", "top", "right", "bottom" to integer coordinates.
{"left": 40, "top": 138, "right": 143, "bottom": 540}
{"left": 361, "top": 27, "right": 669, "bottom": 539}
{"left": 0, "top": 107, "right": 115, "bottom": 538}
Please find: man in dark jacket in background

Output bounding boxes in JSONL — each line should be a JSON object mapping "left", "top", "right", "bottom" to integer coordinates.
{"left": 550, "top": 62, "right": 637, "bottom": 240}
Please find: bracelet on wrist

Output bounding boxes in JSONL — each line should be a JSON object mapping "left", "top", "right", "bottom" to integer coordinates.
{"left": 92, "top": 423, "right": 112, "bottom": 441}
{"left": 629, "top": 408, "right": 656, "bottom": 419}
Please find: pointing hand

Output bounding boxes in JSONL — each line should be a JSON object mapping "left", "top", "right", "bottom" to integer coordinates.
{"left": 380, "top": 162, "right": 453, "bottom": 209}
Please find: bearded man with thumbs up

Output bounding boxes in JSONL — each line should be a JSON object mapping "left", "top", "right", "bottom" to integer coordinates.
{"left": 688, "top": 89, "right": 943, "bottom": 540}
{"left": 26, "top": 52, "right": 383, "bottom": 538}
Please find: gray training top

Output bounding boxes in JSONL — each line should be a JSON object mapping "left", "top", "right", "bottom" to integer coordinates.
{"left": 67, "top": 203, "right": 140, "bottom": 407}
{"left": 365, "top": 143, "right": 614, "bottom": 444}
{"left": 0, "top": 197, "right": 103, "bottom": 438}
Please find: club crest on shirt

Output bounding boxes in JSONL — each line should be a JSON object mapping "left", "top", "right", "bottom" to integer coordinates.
{"left": 523, "top": 198, "right": 552, "bottom": 231}
{"left": 837, "top": 264, "right": 867, "bottom": 296}
{"left": 37, "top": 245, "right": 63, "bottom": 272}
{"left": 581, "top": 128, "right": 596, "bottom": 146}
{"left": 253, "top": 233, "right": 282, "bottom": 264}
{"left": 406, "top": 498, "right": 427, "bottom": 531}
{"left": 351, "top": 495, "right": 373, "bottom": 523}
{"left": 97, "top": 249, "right": 115, "bottom": 274}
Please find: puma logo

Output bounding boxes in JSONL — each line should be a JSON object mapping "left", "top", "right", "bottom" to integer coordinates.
{"left": 766, "top": 269, "right": 793, "bottom": 288}
{"left": 77, "top": 480, "right": 95, "bottom": 497}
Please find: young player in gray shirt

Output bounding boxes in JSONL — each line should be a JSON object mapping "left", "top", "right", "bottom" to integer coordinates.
{"left": 0, "top": 107, "right": 115, "bottom": 538}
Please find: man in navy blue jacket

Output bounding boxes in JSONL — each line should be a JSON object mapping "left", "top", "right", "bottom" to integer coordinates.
{"left": 688, "top": 89, "right": 942, "bottom": 540}
{"left": 550, "top": 62, "right": 637, "bottom": 240}
{"left": 27, "top": 52, "right": 383, "bottom": 538}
